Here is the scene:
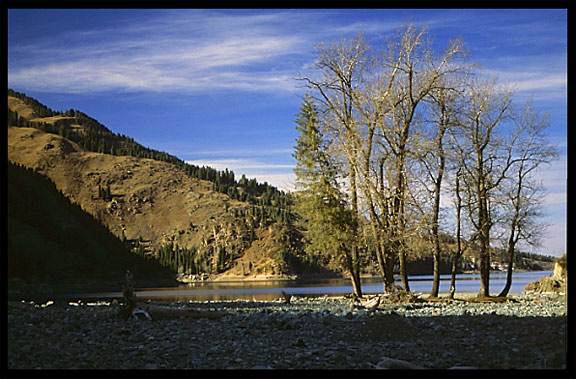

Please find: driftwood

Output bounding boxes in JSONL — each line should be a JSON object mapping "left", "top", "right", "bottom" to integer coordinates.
{"left": 118, "top": 270, "right": 228, "bottom": 320}
{"left": 280, "top": 290, "right": 292, "bottom": 304}
{"left": 119, "top": 270, "right": 141, "bottom": 320}
{"left": 351, "top": 296, "right": 381, "bottom": 311}
{"left": 374, "top": 357, "right": 424, "bottom": 369}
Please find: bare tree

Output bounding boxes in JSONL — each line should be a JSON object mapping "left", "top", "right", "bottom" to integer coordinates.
{"left": 417, "top": 71, "right": 470, "bottom": 298}
{"left": 373, "top": 25, "right": 466, "bottom": 291}
{"left": 452, "top": 76, "right": 516, "bottom": 297}
{"left": 300, "top": 35, "right": 371, "bottom": 297}
{"left": 497, "top": 100, "right": 558, "bottom": 297}
{"left": 301, "top": 24, "right": 467, "bottom": 294}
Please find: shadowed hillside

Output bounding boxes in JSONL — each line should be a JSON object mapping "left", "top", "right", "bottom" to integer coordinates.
{"left": 7, "top": 161, "right": 178, "bottom": 297}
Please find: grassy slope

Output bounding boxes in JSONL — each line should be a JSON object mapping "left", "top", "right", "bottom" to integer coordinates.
{"left": 7, "top": 92, "right": 315, "bottom": 280}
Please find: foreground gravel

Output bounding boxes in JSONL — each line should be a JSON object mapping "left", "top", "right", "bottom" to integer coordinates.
{"left": 7, "top": 294, "right": 567, "bottom": 370}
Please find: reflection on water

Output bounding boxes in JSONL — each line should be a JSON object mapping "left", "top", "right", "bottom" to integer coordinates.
{"left": 80, "top": 271, "right": 553, "bottom": 302}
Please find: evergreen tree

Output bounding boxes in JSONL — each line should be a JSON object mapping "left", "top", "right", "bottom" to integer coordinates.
{"left": 293, "top": 96, "right": 362, "bottom": 297}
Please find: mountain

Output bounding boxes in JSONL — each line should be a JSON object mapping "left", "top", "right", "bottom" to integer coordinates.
{"left": 7, "top": 90, "right": 317, "bottom": 285}
{"left": 7, "top": 161, "right": 178, "bottom": 297}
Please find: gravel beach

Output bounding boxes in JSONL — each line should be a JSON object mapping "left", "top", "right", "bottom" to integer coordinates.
{"left": 7, "top": 293, "right": 567, "bottom": 370}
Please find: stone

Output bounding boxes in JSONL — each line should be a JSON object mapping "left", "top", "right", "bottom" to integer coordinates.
{"left": 375, "top": 357, "right": 424, "bottom": 369}
{"left": 553, "top": 254, "right": 567, "bottom": 279}
{"left": 524, "top": 255, "right": 567, "bottom": 295}
{"left": 448, "top": 366, "right": 478, "bottom": 369}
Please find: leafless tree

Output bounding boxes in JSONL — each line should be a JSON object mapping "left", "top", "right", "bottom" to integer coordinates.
{"left": 496, "top": 100, "right": 558, "bottom": 297}
{"left": 369, "top": 25, "right": 466, "bottom": 291}
{"left": 300, "top": 35, "right": 370, "bottom": 297}
{"left": 301, "top": 24, "right": 467, "bottom": 294}
{"left": 451, "top": 76, "right": 516, "bottom": 297}
{"left": 416, "top": 70, "right": 470, "bottom": 298}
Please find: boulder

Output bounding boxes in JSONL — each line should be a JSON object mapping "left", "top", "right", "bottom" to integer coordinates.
{"left": 374, "top": 357, "right": 424, "bottom": 369}
{"left": 448, "top": 366, "right": 478, "bottom": 369}
{"left": 553, "top": 254, "right": 567, "bottom": 279}
{"left": 524, "top": 254, "right": 567, "bottom": 294}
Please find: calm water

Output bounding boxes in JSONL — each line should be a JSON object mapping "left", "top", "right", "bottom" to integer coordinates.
{"left": 80, "top": 270, "right": 553, "bottom": 302}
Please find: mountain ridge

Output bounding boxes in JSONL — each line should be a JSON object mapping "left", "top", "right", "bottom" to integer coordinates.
{"left": 8, "top": 90, "right": 318, "bottom": 282}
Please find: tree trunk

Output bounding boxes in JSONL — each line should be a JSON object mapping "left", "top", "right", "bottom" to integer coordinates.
{"left": 430, "top": 199, "right": 442, "bottom": 297}
{"left": 344, "top": 247, "right": 363, "bottom": 298}
{"left": 448, "top": 172, "right": 463, "bottom": 300}
{"left": 429, "top": 125, "right": 446, "bottom": 298}
{"left": 447, "top": 256, "right": 459, "bottom": 300}
{"left": 373, "top": 236, "right": 387, "bottom": 290}
{"left": 349, "top": 163, "right": 363, "bottom": 298}
{"left": 498, "top": 230, "right": 517, "bottom": 297}
{"left": 350, "top": 262, "right": 363, "bottom": 298}
{"left": 430, "top": 254, "right": 440, "bottom": 298}
{"left": 476, "top": 156, "right": 491, "bottom": 297}
{"left": 479, "top": 244, "right": 490, "bottom": 297}
{"left": 398, "top": 246, "right": 410, "bottom": 291}
{"left": 394, "top": 157, "right": 410, "bottom": 292}
{"left": 378, "top": 240, "right": 397, "bottom": 293}
{"left": 478, "top": 206, "right": 491, "bottom": 297}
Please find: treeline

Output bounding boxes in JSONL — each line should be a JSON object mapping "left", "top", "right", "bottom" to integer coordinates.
{"left": 8, "top": 89, "right": 294, "bottom": 225}
{"left": 152, "top": 243, "right": 231, "bottom": 275}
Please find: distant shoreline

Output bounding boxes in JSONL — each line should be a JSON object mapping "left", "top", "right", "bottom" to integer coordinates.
{"left": 189, "top": 268, "right": 549, "bottom": 284}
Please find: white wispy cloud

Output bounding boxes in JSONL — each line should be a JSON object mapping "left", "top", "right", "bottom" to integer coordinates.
{"left": 187, "top": 148, "right": 294, "bottom": 157}
{"left": 186, "top": 158, "right": 293, "bottom": 172}
{"left": 11, "top": 9, "right": 566, "bottom": 98}
{"left": 186, "top": 158, "right": 295, "bottom": 192}
{"left": 481, "top": 69, "right": 567, "bottom": 100}
{"left": 8, "top": 10, "right": 312, "bottom": 94}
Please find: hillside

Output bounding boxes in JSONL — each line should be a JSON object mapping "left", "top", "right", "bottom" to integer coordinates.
{"left": 7, "top": 161, "right": 178, "bottom": 297}
{"left": 7, "top": 91, "right": 314, "bottom": 282}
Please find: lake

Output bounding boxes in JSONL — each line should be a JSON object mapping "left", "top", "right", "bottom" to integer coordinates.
{"left": 79, "top": 270, "right": 553, "bottom": 302}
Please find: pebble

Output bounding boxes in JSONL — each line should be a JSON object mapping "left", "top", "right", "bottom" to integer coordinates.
{"left": 6, "top": 294, "right": 567, "bottom": 369}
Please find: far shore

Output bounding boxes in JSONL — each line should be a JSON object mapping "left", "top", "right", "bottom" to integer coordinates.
{"left": 183, "top": 268, "right": 546, "bottom": 284}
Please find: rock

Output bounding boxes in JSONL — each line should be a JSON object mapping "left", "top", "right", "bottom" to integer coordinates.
{"left": 553, "top": 254, "right": 567, "bottom": 279}
{"left": 524, "top": 276, "right": 565, "bottom": 294}
{"left": 448, "top": 366, "right": 478, "bottom": 369}
{"left": 524, "top": 255, "right": 567, "bottom": 294}
{"left": 374, "top": 357, "right": 424, "bottom": 369}
{"left": 292, "top": 338, "right": 306, "bottom": 348}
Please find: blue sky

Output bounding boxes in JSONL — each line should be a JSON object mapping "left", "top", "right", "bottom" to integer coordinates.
{"left": 7, "top": 9, "right": 567, "bottom": 257}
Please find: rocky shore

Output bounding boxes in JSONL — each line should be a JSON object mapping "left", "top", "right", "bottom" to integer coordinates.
{"left": 7, "top": 293, "right": 567, "bottom": 370}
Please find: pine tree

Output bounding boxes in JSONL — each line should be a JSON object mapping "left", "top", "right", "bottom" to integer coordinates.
{"left": 292, "top": 96, "right": 362, "bottom": 297}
